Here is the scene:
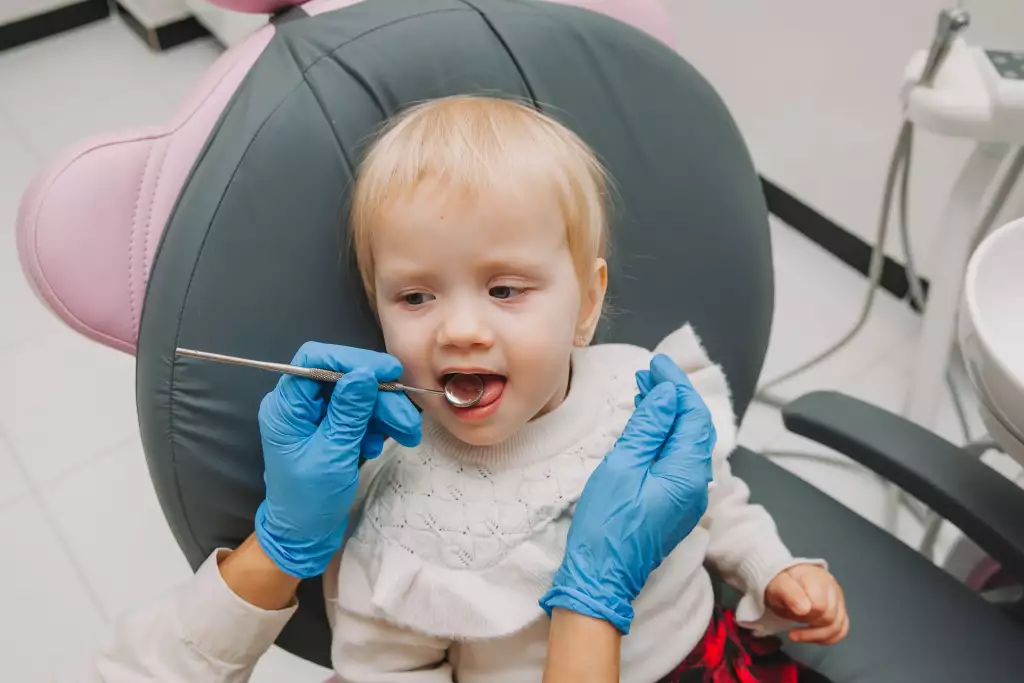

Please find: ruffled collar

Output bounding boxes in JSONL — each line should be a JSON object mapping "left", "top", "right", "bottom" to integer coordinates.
{"left": 335, "top": 341, "right": 658, "bottom": 639}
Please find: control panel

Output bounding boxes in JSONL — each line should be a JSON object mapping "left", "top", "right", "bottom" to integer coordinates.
{"left": 903, "top": 39, "right": 1024, "bottom": 143}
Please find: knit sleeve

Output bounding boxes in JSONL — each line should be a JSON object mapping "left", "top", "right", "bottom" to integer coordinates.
{"left": 700, "top": 456, "right": 826, "bottom": 636}
{"left": 653, "top": 326, "right": 826, "bottom": 637}
{"left": 58, "top": 550, "right": 295, "bottom": 683}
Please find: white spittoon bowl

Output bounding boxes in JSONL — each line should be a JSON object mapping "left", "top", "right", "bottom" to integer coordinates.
{"left": 960, "top": 216, "right": 1024, "bottom": 464}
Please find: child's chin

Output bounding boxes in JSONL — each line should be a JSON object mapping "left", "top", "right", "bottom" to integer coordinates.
{"left": 444, "top": 419, "right": 520, "bottom": 448}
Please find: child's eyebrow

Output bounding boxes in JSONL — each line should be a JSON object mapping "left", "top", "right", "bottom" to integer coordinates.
{"left": 475, "top": 255, "right": 549, "bottom": 274}
{"left": 374, "top": 263, "right": 438, "bottom": 287}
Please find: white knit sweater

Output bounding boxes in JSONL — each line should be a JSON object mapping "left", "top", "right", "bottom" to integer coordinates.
{"left": 325, "top": 324, "right": 823, "bottom": 683}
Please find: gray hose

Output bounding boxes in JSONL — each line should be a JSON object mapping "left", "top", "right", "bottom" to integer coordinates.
{"left": 970, "top": 146, "right": 1024, "bottom": 254}
{"left": 756, "top": 122, "right": 913, "bottom": 403}
{"left": 917, "top": 442, "right": 997, "bottom": 560}
{"left": 758, "top": 449, "right": 867, "bottom": 473}
{"left": 894, "top": 125, "right": 973, "bottom": 442}
{"left": 754, "top": 6, "right": 1023, "bottom": 560}
{"left": 758, "top": 133, "right": 1023, "bottom": 419}
{"left": 756, "top": 127, "right": 1023, "bottom": 555}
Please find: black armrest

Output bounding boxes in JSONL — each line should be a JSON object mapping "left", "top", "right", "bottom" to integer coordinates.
{"left": 783, "top": 390, "right": 1024, "bottom": 581}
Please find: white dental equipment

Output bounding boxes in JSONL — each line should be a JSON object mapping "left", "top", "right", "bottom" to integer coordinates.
{"left": 960, "top": 217, "right": 1024, "bottom": 465}
{"left": 942, "top": 216, "right": 1024, "bottom": 594}
{"left": 756, "top": 8, "right": 1024, "bottom": 541}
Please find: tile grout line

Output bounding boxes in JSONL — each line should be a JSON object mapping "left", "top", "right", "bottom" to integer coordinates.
{"left": 0, "top": 100, "right": 45, "bottom": 162}
{"left": 764, "top": 323, "right": 920, "bottom": 405}
{"left": 0, "top": 322, "right": 73, "bottom": 357}
{"left": 0, "top": 425, "right": 111, "bottom": 623}
{"left": 43, "top": 431, "right": 141, "bottom": 490}
{"left": 0, "top": 486, "right": 33, "bottom": 514}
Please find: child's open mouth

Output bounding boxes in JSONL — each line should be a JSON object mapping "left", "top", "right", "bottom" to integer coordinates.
{"left": 442, "top": 372, "right": 506, "bottom": 419}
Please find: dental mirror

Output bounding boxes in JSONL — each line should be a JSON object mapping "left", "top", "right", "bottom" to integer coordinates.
{"left": 175, "top": 348, "right": 485, "bottom": 408}
{"left": 442, "top": 373, "right": 486, "bottom": 408}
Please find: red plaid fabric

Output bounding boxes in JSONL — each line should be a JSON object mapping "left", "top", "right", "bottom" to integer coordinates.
{"left": 656, "top": 607, "right": 832, "bottom": 683}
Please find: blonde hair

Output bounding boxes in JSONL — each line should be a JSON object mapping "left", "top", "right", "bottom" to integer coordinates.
{"left": 350, "top": 95, "right": 610, "bottom": 301}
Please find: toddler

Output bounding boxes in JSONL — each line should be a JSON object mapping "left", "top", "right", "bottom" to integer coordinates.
{"left": 326, "top": 95, "right": 847, "bottom": 683}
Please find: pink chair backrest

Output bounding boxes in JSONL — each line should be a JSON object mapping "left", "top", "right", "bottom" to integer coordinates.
{"left": 15, "top": 0, "right": 676, "bottom": 355}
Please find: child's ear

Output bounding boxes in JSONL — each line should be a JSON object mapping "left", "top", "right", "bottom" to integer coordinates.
{"left": 575, "top": 258, "right": 608, "bottom": 345}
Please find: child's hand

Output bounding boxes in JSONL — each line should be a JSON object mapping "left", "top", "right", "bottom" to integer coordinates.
{"left": 765, "top": 564, "right": 849, "bottom": 645}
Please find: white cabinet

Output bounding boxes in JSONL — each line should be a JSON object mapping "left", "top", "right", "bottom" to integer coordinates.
{"left": 117, "top": 0, "right": 193, "bottom": 27}
{"left": 184, "top": 0, "right": 269, "bottom": 47}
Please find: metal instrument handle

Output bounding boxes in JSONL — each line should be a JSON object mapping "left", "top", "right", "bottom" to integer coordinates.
{"left": 175, "top": 348, "right": 446, "bottom": 397}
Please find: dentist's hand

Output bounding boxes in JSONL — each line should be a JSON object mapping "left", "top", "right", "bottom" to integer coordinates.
{"left": 254, "top": 342, "right": 422, "bottom": 579}
{"left": 540, "top": 354, "right": 716, "bottom": 634}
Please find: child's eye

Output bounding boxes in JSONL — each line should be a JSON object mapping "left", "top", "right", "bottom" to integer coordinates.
{"left": 403, "top": 292, "right": 435, "bottom": 306}
{"left": 490, "top": 285, "right": 524, "bottom": 300}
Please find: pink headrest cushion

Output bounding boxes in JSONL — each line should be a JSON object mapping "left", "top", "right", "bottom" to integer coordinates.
{"left": 16, "top": 0, "right": 675, "bottom": 355}
{"left": 15, "top": 25, "right": 278, "bottom": 354}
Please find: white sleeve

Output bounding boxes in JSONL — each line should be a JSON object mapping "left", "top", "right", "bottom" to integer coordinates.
{"left": 654, "top": 326, "right": 826, "bottom": 637}
{"left": 58, "top": 550, "right": 297, "bottom": 683}
{"left": 332, "top": 607, "right": 453, "bottom": 683}
{"left": 700, "top": 447, "right": 826, "bottom": 636}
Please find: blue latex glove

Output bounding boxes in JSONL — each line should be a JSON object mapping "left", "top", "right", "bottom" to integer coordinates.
{"left": 539, "top": 354, "right": 716, "bottom": 633}
{"left": 254, "top": 342, "right": 422, "bottom": 578}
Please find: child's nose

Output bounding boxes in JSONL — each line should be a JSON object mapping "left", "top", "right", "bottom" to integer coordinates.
{"left": 437, "top": 302, "right": 494, "bottom": 349}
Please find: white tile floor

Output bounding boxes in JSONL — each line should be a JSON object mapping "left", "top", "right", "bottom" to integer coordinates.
{"left": 0, "top": 13, "right": 1009, "bottom": 683}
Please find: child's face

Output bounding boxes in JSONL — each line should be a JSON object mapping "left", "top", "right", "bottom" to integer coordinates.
{"left": 371, "top": 178, "right": 605, "bottom": 446}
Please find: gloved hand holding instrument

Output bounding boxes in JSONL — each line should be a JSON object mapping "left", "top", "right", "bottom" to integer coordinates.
{"left": 253, "top": 342, "right": 423, "bottom": 579}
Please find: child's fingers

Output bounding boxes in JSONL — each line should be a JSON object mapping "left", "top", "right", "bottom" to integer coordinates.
{"left": 825, "top": 590, "right": 849, "bottom": 644}
{"left": 820, "top": 582, "right": 839, "bottom": 626}
{"left": 789, "top": 618, "right": 844, "bottom": 644}
{"left": 797, "top": 612, "right": 850, "bottom": 645}
{"left": 820, "top": 577, "right": 846, "bottom": 628}
{"left": 820, "top": 614, "right": 850, "bottom": 645}
{"left": 772, "top": 571, "right": 812, "bottom": 617}
{"left": 795, "top": 572, "right": 831, "bottom": 621}
{"left": 786, "top": 569, "right": 827, "bottom": 622}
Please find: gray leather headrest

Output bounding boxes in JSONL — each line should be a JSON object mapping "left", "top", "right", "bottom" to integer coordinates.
{"left": 136, "top": 0, "right": 772, "bottom": 665}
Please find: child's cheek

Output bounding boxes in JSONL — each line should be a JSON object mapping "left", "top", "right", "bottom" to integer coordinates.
{"left": 378, "top": 308, "right": 412, "bottom": 358}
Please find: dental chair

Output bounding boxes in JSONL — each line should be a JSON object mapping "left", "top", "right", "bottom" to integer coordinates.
{"left": 15, "top": 0, "right": 1024, "bottom": 680}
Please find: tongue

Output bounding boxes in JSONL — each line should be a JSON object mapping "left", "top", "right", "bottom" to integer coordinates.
{"left": 448, "top": 374, "right": 504, "bottom": 408}
{"left": 475, "top": 375, "right": 506, "bottom": 407}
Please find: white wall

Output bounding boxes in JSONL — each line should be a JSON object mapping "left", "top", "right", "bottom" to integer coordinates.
{"left": 663, "top": 0, "right": 1024, "bottom": 278}
{"left": 964, "top": 0, "right": 1024, "bottom": 51}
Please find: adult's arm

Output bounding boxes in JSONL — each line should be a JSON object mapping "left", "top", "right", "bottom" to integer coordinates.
{"left": 60, "top": 344, "right": 423, "bottom": 683}
{"left": 541, "top": 354, "right": 717, "bottom": 681}
{"left": 543, "top": 609, "right": 622, "bottom": 683}
{"left": 219, "top": 533, "right": 301, "bottom": 610}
